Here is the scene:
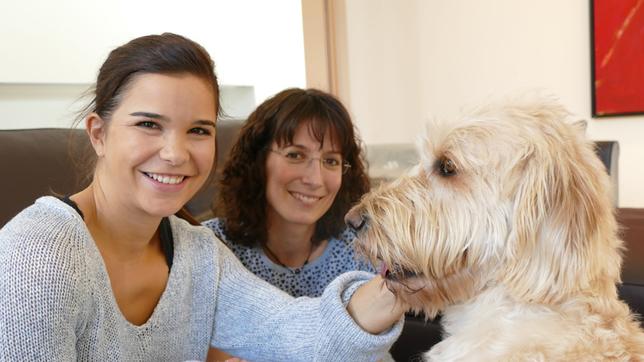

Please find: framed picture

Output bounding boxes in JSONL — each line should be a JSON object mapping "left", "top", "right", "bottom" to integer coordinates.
{"left": 590, "top": 0, "right": 644, "bottom": 117}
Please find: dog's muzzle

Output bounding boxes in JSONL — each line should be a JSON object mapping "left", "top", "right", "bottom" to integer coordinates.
{"left": 345, "top": 207, "right": 368, "bottom": 232}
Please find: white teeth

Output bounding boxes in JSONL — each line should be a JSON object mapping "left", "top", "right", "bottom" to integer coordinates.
{"left": 291, "top": 192, "right": 320, "bottom": 204}
{"left": 145, "top": 172, "right": 185, "bottom": 185}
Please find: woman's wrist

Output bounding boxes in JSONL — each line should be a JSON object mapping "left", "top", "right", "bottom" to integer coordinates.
{"left": 346, "top": 275, "right": 406, "bottom": 334}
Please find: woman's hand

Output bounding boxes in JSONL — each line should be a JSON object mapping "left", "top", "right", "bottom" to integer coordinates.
{"left": 346, "top": 275, "right": 407, "bottom": 334}
{"left": 206, "top": 347, "right": 247, "bottom": 362}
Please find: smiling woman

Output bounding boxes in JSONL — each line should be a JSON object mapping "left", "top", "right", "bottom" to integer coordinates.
{"left": 0, "top": 33, "right": 409, "bottom": 361}
{"left": 204, "top": 88, "right": 377, "bottom": 361}
{"left": 73, "top": 72, "right": 218, "bottom": 326}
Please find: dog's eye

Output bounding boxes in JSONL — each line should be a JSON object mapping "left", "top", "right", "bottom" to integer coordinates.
{"left": 438, "top": 157, "right": 457, "bottom": 177}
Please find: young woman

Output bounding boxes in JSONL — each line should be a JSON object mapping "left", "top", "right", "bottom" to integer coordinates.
{"left": 0, "top": 33, "right": 406, "bottom": 361}
{"left": 205, "top": 88, "right": 374, "bottom": 298}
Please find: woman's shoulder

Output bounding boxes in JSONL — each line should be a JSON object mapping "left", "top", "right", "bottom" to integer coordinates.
{"left": 201, "top": 217, "right": 239, "bottom": 249}
{"left": 0, "top": 196, "right": 92, "bottom": 293}
{"left": 1, "top": 196, "right": 88, "bottom": 249}
{"left": 199, "top": 218, "right": 268, "bottom": 270}
{"left": 202, "top": 217, "right": 227, "bottom": 239}
{"left": 170, "top": 215, "right": 232, "bottom": 256}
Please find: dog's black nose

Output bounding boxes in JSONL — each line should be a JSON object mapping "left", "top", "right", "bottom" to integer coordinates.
{"left": 345, "top": 208, "right": 368, "bottom": 232}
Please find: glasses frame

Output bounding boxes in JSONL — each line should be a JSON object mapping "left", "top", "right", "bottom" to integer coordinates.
{"left": 269, "top": 148, "right": 351, "bottom": 175}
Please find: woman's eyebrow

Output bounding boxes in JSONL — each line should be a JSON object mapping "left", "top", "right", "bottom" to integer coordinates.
{"left": 129, "top": 112, "right": 215, "bottom": 127}
{"left": 285, "top": 144, "right": 341, "bottom": 154}
{"left": 194, "top": 120, "right": 216, "bottom": 128}
{"left": 129, "top": 111, "right": 168, "bottom": 121}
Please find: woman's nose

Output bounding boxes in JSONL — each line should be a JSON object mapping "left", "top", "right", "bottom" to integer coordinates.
{"left": 159, "top": 134, "right": 189, "bottom": 166}
{"left": 300, "top": 157, "right": 325, "bottom": 186}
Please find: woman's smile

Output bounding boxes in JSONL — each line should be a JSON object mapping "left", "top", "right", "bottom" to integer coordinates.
{"left": 289, "top": 190, "right": 324, "bottom": 205}
{"left": 142, "top": 172, "right": 187, "bottom": 185}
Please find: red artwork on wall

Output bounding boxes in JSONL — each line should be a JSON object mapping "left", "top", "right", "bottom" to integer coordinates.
{"left": 591, "top": 0, "right": 644, "bottom": 116}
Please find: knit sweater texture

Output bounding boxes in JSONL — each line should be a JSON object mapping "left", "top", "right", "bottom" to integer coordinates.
{"left": 0, "top": 197, "right": 402, "bottom": 361}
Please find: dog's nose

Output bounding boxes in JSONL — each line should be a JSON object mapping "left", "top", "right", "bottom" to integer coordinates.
{"left": 345, "top": 208, "right": 368, "bottom": 232}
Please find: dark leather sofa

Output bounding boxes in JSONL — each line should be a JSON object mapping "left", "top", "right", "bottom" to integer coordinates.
{"left": 0, "top": 126, "right": 642, "bottom": 361}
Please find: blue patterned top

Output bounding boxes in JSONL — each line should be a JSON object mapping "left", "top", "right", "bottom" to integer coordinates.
{"left": 203, "top": 218, "right": 376, "bottom": 297}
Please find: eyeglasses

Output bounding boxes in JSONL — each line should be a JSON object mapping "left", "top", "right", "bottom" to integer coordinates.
{"left": 269, "top": 148, "right": 351, "bottom": 174}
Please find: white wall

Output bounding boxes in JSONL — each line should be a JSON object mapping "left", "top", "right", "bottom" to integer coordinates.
{"left": 0, "top": 0, "right": 306, "bottom": 128}
{"left": 334, "top": 0, "right": 644, "bottom": 207}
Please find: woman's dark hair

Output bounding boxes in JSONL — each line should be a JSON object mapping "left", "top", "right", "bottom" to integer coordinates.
{"left": 77, "top": 32, "right": 220, "bottom": 126}
{"left": 215, "top": 88, "right": 370, "bottom": 246}
{"left": 72, "top": 33, "right": 220, "bottom": 224}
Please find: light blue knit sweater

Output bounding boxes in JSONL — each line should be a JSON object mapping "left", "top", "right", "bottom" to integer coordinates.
{"left": 0, "top": 197, "right": 402, "bottom": 361}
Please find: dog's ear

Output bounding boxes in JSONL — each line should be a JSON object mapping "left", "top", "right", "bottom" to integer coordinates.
{"left": 502, "top": 124, "right": 621, "bottom": 304}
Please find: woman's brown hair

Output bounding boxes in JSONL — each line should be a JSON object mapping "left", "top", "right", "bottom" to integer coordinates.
{"left": 215, "top": 88, "right": 370, "bottom": 246}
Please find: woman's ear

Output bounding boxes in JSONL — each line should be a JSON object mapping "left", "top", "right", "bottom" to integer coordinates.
{"left": 86, "top": 113, "right": 107, "bottom": 157}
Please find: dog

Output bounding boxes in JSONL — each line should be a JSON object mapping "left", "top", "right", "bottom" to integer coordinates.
{"left": 346, "top": 95, "right": 644, "bottom": 361}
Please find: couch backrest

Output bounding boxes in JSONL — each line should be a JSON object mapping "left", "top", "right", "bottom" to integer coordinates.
{"left": 0, "top": 128, "right": 89, "bottom": 226}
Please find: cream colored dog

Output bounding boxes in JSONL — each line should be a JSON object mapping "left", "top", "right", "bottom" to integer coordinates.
{"left": 346, "top": 95, "right": 644, "bottom": 361}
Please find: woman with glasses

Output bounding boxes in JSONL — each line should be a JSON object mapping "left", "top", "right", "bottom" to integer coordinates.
{"left": 204, "top": 88, "right": 374, "bottom": 298}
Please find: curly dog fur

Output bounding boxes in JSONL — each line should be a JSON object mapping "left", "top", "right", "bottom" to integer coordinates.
{"left": 347, "top": 95, "right": 644, "bottom": 361}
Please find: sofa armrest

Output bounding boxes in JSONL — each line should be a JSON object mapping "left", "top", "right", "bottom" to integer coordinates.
{"left": 617, "top": 208, "right": 644, "bottom": 322}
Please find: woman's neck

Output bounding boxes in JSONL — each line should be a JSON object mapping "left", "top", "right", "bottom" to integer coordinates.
{"left": 267, "top": 218, "right": 314, "bottom": 249}
{"left": 71, "top": 182, "right": 162, "bottom": 261}
{"left": 265, "top": 219, "right": 331, "bottom": 268}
